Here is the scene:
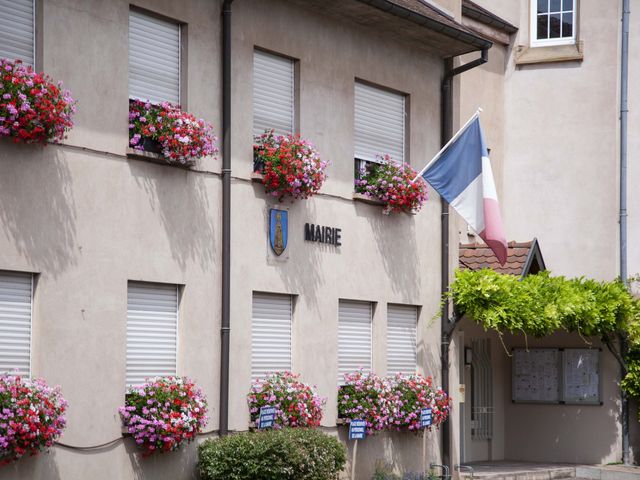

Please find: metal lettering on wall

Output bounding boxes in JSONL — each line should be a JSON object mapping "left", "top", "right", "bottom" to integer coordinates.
{"left": 304, "top": 223, "right": 341, "bottom": 246}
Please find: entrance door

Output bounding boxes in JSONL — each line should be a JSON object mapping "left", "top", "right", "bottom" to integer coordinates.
{"left": 464, "top": 338, "right": 494, "bottom": 462}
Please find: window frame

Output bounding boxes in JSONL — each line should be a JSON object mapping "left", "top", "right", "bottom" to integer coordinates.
{"left": 126, "top": 281, "right": 180, "bottom": 388}
{"left": 530, "top": 0, "right": 577, "bottom": 48}
{"left": 353, "top": 80, "right": 408, "bottom": 181}
{"left": 386, "top": 303, "right": 418, "bottom": 376}
{"left": 252, "top": 48, "right": 298, "bottom": 139}
{"left": 337, "top": 299, "right": 373, "bottom": 385}
{"left": 0, "top": 270, "right": 34, "bottom": 377}
{"left": 128, "top": 7, "right": 183, "bottom": 105}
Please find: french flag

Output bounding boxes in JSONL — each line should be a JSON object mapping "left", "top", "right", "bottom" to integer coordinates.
{"left": 419, "top": 115, "right": 507, "bottom": 265}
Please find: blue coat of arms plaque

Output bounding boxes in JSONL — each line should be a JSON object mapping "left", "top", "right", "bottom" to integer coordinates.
{"left": 269, "top": 209, "right": 288, "bottom": 256}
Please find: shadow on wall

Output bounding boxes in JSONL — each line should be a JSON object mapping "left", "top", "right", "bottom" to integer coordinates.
{"left": 356, "top": 203, "right": 420, "bottom": 301}
{"left": 0, "top": 144, "right": 78, "bottom": 277}
{"left": 126, "top": 438, "right": 199, "bottom": 480}
{"left": 337, "top": 427, "right": 440, "bottom": 480}
{"left": 1, "top": 448, "right": 62, "bottom": 480}
{"left": 128, "top": 161, "right": 216, "bottom": 272}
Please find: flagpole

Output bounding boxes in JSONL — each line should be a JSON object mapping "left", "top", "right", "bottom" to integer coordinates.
{"left": 413, "top": 107, "right": 483, "bottom": 181}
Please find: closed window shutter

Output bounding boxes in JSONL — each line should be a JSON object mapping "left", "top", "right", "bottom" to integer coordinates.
{"left": 127, "top": 282, "right": 178, "bottom": 387}
{"left": 251, "top": 292, "right": 292, "bottom": 381}
{"left": 129, "top": 10, "right": 180, "bottom": 104}
{"left": 387, "top": 304, "right": 417, "bottom": 376}
{"left": 0, "top": 0, "right": 35, "bottom": 67}
{"left": 338, "top": 300, "right": 372, "bottom": 384}
{"left": 0, "top": 271, "right": 32, "bottom": 376}
{"left": 253, "top": 50, "right": 294, "bottom": 138}
{"left": 354, "top": 82, "right": 405, "bottom": 163}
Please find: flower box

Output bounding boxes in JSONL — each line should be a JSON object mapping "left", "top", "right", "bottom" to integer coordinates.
{"left": 253, "top": 130, "right": 328, "bottom": 201}
{"left": 0, "top": 58, "right": 76, "bottom": 144}
{"left": 354, "top": 155, "right": 428, "bottom": 214}
{"left": 128, "top": 99, "right": 217, "bottom": 167}
{"left": 0, "top": 374, "right": 67, "bottom": 465}
{"left": 120, "top": 376, "right": 208, "bottom": 456}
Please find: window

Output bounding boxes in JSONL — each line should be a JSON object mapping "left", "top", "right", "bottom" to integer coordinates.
{"left": 253, "top": 50, "right": 295, "bottom": 138}
{"left": 354, "top": 81, "right": 406, "bottom": 174}
{"left": 338, "top": 300, "right": 372, "bottom": 384}
{"left": 387, "top": 304, "right": 417, "bottom": 376}
{"left": 129, "top": 9, "right": 181, "bottom": 104}
{"left": 126, "top": 282, "right": 179, "bottom": 387}
{"left": 0, "top": 0, "right": 35, "bottom": 67}
{"left": 251, "top": 292, "right": 292, "bottom": 381}
{"left": 0, "top": 271, "right": 33, "bottom": 376}
{"left": 531, "top": 0, "right": 576, "bottom": 47}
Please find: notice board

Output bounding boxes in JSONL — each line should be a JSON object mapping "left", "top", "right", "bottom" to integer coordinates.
{"left": 562, "top": 349, "right": 600, "bottom": 404}
{"left": 512, "top": 348, "right": 601, "bottom": 404}
{"left": 512, "top": 348, "right": 560, "bottom": 403}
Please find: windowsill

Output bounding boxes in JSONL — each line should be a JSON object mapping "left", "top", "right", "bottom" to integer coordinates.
{"left": 126, "top": 148, "right": 193, "bottom": 170}
{"left": 250, "top": 171, "right": 264, "bottom": 182}
{"left": 352, "top": 192, "right": 384, "bottom": 206}
{"left": 515, "top": 40, "right": 584, "bottom": 65}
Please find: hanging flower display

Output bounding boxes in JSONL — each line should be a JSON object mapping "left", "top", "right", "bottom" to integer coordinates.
{"left": 0, "top": 374, "right": 68, "bottom": 466}
{"left": 129, "top": 99, "right": 217, "bottom": 166}
{"left": 0, "top": 58, "right": 76, "bottom": 144}
{"left": 390, "top": 373, "right": 451, "bottom": 431}
{"left": 253, "top": 130, "right": 328, "bottom": 201}
{"left": 354, "top": 154, "right": 428, "bottom": 214}
{"left": 247, "top": 371, "right": 325, "bottom": 429}
{"left": 338, "top": 371, "right": 450, "bottom": 434}
{"left": 337, "top": 371, "right": 394, "bottom": 434}
{"left": 119, "top": 376, "right": 208, "bottom": 456}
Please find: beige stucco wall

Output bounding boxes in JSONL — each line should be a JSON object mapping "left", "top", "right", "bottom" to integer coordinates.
{"left": 0, "top": 0, "right": 469, "bottom": 478}
{"left": 502, "top": 0, "right": 621, "bottom": 280}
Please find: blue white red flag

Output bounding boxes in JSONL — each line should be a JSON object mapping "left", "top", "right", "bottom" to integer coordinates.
{"left": 419, "top": 115, "right": 507, "bottom": 265}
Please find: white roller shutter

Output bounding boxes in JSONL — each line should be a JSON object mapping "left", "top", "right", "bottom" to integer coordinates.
{"left": 338, "top": 300, "right": 372, "bottom": 384}
{"left": 127, "top": 282, "right": 178, "bottom": 387}
{"left": 387, "top": 304, "right": 417, "bottom": 376}
{"left": 253, "top": 50, "right": 294, "bottom": 138}
{"left": 251, "top": 292, "right": 292, "bottom": 381}
{"left": 354, "top": 82, "right": 405, "bottom": 163}
{"left": 0, "top": 0, "right": 35, "bottom": 67}
{"left": 129, "top": 10, "right": 180, "bottom": 104}
{"left": 0, "top": 271, "right": 32, "bottom": 376}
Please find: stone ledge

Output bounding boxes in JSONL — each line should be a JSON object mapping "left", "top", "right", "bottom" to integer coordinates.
{"left": 126, "top": 148, "right": 194, "bottom": 170}
{"left": 250, "top": 172, "right": 264, "bottom": 182}
{"left": 516, "top": 41, "right": 584, "bottom": 65}
{"left": 352, "top": 192, "right": 385, "bottom": 206}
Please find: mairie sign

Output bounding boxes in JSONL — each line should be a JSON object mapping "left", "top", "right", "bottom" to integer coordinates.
{"left": 348, "top": 419, "right": 366, "bottom": 440}
{"left": 420, "top": 408, "right": 432, "bottom": 428}
{"left": 258, "top": 406, "right": 276, "bottom": 429}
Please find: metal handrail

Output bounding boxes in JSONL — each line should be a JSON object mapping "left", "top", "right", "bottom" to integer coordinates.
{"left": 455, "top": 465, "right": 474, "bottom": 480}
{"left": 430, "top": 463, "right": 450, "bottom": 480}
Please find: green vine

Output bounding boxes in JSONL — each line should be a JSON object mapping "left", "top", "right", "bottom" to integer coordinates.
{"left": 450, "top": 269, "right": 640, "bottom": 397}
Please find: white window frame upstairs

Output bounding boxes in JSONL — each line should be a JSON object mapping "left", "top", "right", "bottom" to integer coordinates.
{"left": 128, "top": 8, "right": 181, "bottom": 104}
{"left": 253, "top": 49, "right": 295, "bottom": 138}
{"left": 354, "top": 81, "right": 406, "bottom": 170}
{"left": 0, "top": 0, "right": 36, "bottom": 67}
{"left": 0, "top": 270, "right": 34, "bottom": 377}
{"left": 530, "top": 0, "right": 576, "bottom": 48}
{"left": 126, "top": 281, "right": 179, "bottom": 388}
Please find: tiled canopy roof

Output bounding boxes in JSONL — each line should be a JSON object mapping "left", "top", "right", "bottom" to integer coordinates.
{"left": 459, "top": 239, "right": 545, "bottom": 277}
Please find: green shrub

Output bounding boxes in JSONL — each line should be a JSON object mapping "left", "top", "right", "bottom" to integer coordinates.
{"left": 198, "top": 428, "right": 347, "bottom": 480}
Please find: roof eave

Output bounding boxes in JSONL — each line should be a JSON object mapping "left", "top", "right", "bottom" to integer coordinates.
{"left": 461, "top": 1, "right": 518, "bottom": 34}
{"left": 356, "top": 0, "right": 493, "bottom": 52}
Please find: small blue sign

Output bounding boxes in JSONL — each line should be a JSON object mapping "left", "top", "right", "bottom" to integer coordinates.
{"left": 348, "top": 419, "right": 367, "bottom": 440}
{"left": 269, "top": 209, "right": 288, "bottom": 256}
{"left": 420, "top": 408, "right": 432, "bottom": 428}
{"left": 258, "top": 406, "right": 276, "bottom": 429}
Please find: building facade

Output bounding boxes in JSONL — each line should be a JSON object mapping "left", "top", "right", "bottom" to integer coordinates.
{"left": 0, "top": 0, "right": 490, "bottom": 478}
